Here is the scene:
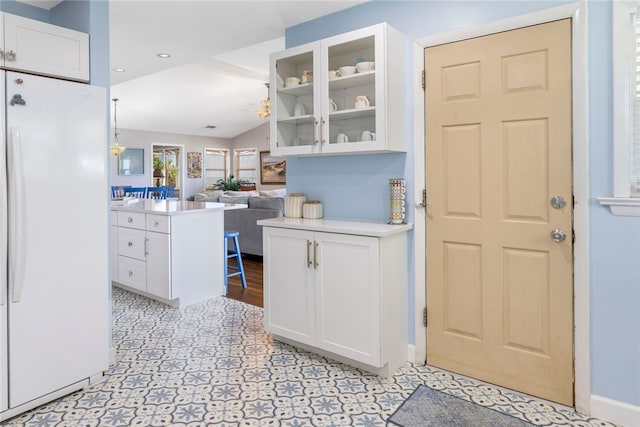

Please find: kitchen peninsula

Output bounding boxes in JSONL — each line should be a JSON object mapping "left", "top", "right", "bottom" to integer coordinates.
{"left": 111, "top": 200, "right": 241, "bottom": 306}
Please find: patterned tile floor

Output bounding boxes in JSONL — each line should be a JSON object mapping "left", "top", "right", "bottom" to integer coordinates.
{"left": 2, "top": 287, "right": 619, "bottom": 427}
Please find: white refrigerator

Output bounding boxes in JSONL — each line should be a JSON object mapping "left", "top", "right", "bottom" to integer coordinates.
{"left": 0, "top": 70, "right": 110, "bottom": 421}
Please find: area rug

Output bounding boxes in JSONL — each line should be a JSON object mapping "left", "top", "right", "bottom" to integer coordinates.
{"left": 387, "top": 385, "right": 534, "bottom": 427}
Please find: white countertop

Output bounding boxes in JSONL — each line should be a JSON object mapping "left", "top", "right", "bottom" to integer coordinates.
{"left": 111, "top": 199, "right": 247, "bottom": 215}
{"left": 257, "top": 217, "right": 413, "bottom": 237}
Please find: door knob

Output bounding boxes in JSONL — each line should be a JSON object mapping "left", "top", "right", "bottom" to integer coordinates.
{"left": 551, "top": 228, "right": 566, "bottom": 243}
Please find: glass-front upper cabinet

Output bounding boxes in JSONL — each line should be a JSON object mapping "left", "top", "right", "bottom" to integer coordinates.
{"left": 270, "top": 23, "right": 406, "bottom": 156}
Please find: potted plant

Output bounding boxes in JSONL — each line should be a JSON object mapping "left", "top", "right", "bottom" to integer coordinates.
{"left": 214, "top": 175, "right": 251, "bottom": 191}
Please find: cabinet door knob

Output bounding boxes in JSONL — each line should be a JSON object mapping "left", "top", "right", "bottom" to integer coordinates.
{"left": 128, "top": 241, "right": 133, "bottom": 247}
{"left": 154, "top": 220, "right": 159, "bottom": 227}
{"left": 128, "top": 270, "right": 133, "bottom": 277}
{"left": 6, "top": 50, "right": 16, "bottom": 61}
{"left": 128, "top": 217, "right": 134, "bottom": 223}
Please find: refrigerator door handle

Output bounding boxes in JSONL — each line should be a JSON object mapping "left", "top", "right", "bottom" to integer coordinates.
{"left": 8, "top": 126, "right": 26, "bottom": 303}
{"left": 0, "top": 127, "right": 6, "bottom": 307}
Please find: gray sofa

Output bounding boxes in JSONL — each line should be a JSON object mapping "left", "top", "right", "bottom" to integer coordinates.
{"left": 187, "top": 191, "right": 284, "bottom": 256}
{"left": 223, "top": 196, "right": 283, "bottom": 256}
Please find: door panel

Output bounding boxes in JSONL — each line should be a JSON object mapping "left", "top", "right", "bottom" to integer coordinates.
{"left": 425, "top": 20, "right": 573, "bottom": 405}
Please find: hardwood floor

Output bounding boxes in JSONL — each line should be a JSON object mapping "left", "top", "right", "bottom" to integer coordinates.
{"left": 225, "top": 254, "right": 264, "bottom": 308}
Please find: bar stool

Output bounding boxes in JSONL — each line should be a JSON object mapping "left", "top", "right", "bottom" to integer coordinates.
{"left": 224, "top": 230, "right": 247, "bottom": 292}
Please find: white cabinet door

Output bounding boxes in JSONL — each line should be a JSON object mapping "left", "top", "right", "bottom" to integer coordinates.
{"left": 263, "top": 227, "right": 315, "bottom": 346}
{"left": 270, "top": 41, "right": 321, "bottom": 156}
{"left": 314, "top": 232, "right": 381, "bottom": 366}
{"left": 3, "top": 13, "right": 89, "bottom": 81}
{"left": 146, "top": 231, "right": 171, "bottom": 300}
{"left": 117, "top": 227, "right": 146, "bottom": 261}
{"left": 118, "top": 256, "right": 146, "bottom": 292}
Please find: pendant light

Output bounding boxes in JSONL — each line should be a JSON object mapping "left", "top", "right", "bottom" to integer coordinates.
{"left": 256, "top": 83, "right": 270, "bottom": 119}
{"left": 110, "top": 98, "right": 126, "bottom": 156}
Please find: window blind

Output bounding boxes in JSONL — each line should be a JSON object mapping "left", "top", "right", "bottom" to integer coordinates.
{"left": 204, "top": 149, "right": 227, "bottom": 190}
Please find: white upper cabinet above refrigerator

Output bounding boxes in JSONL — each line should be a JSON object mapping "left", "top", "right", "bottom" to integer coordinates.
{"left": 270, "top": 23, "right": 407, "bottom": 156}
{"left": 1, "top": 13, "right": 90, "bottom": 82}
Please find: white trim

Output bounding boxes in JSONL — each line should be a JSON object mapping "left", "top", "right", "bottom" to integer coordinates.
{"left": 591, "top": 395, "right": 640, "bottom": 427}
{"left": 597, "top": 196, "right": 640, "bottom": 216}
{"left": 407, "top": 344, "right": 416, "bottom": 364}
{"left": 601, "top": 0, "right": 640, "bottom": 216}
{"left": 412, "top": 1, "right": 590, "bottom": 414}
{"left": 412, "top": 40, "right": 427, "bottom": 367}
{"left": 612, "top": 0, "right": 638, "bottom": 198}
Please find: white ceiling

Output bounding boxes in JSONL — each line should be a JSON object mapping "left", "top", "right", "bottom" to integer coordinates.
{"left": 108, "top": 1, "right": 367, "bottom": 139}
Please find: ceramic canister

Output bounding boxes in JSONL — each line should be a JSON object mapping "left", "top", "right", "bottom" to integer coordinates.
{"left": 284, "top": 193, "right": 307, "bottom": 218}
{"left": 302, "top": 201, "right": 323, "bottom": 219}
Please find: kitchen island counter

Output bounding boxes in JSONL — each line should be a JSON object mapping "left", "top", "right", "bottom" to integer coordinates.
{"left": 111, "top": 200, "right": 226, "bottom": 306}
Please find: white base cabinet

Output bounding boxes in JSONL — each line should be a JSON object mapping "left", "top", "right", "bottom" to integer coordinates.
{"left": 261, "top": 218, "right": 411, "bottom": 376}
{"left": 112, "top": 203, "right": 224, "bottom": 306}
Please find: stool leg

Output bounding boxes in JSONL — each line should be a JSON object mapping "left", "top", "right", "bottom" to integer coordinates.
{"left": 233, "top": 235, "right": 247, "bottom": 289}
{"left": 224, "top": 236, "right": 229, "bottom": 294}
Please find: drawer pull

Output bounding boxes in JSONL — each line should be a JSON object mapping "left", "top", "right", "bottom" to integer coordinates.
{"left": 128, "top": 241, "right": 133, "bottom": 247}
{"left": 314, "top": 241, "right": 319, "bottom": 269}
{"left": 154, "top": 219, "right": 159, "bottom": 227}
{"left": 307, "top": 240, "right": 312, "bottom": 268}
{"left": 128, "top": 217, "right": 133, "bottom": 223}
{"left": 128, "top": 270, "right": 133, "bottom": 277}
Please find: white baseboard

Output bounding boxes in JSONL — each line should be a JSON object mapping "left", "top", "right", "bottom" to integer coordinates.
{"left": 407, "top": 344, "right": 416, "bottom": 363}
{"left": 590, "top": 395, "right": 640, "bottom": 427}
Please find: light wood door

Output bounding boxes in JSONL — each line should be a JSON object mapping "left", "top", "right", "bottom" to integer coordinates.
{"left": 425, "top": 19, "right": 573, "bottom": 405}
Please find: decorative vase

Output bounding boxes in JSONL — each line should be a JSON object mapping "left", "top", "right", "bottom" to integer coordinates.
{"left": 303, "top": 201, "right": 323, "bottom": 219}
{"left": 284, "top": 193, "right": 307, "bottom": 218}
{"left": 389, "top": 178, "right": 406, "bottom": 224}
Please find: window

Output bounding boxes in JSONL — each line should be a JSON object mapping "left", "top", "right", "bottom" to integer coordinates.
{"left": 632, "top": 10, "right": 640, "bottom": 195}
{"left": 204, "top": 148, "right": 229, "bottom": 190}
{"left": 598, "top": 1, "right": 640, "bottom": 215}
{"left": 234, "top": 148, "right": 257, "bottom": 183}
{"left": 153, "top": 145, "right": 181, "bottom": 197}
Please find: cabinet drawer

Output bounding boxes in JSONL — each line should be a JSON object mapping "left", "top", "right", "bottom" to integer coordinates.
{"left": 146, "top": 214, "right": 170, "bottom": 233}
{"left": 117, "top": 256, "right": 146, "bottom": 292}
{"left": 117, "top": 211, "right": 146, "bottom": 230}
{"left": 117, "top": 227, "right": 146, "bottom": 261}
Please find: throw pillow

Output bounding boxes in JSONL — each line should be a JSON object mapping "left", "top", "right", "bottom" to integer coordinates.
{"left": 259, "top": 188, "right": 286, "bottom": 198}
{"left": 219, "top": 195, "right": 250, "bottom": 205}
{"left": 225, "top": 190, "right": 260, "bottom": 197}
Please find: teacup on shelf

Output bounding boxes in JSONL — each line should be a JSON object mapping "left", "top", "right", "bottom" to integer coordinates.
{"left": 338, "top": 65, "right": 356, "bottom": 76}
{"left": 285, "top": 77, "right": 301, "bottom": 87}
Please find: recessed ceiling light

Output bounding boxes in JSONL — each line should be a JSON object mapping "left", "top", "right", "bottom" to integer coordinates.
{"left": 113, "top": 68, "right": 126, "bottom": 72}
{"left": 157, "top": 53, "right": 171, "bottom": 58}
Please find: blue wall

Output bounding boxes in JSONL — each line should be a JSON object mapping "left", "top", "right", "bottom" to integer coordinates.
{"left": 286, "top": 0, "right": 640, "bottom": 407}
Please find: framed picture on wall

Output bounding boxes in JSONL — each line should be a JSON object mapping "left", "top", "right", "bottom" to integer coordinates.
{"left": 118, "top": 148, "right": 144, "bottom": 175}
{"left": 260, "top": 151, "right": 286, "bottom": 185}
{"left": 187, "top": 152, "right": 202, "bottom": 178}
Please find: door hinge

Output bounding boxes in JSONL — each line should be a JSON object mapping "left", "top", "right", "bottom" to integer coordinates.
{"left": 423, "top": 307, "right": 428, "bottom": 327}
{"left": 421, "top": 70, "right": 425, "bottom": 90}
{"left": 572, "top": 229, "right": 575, "bottom": 243}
